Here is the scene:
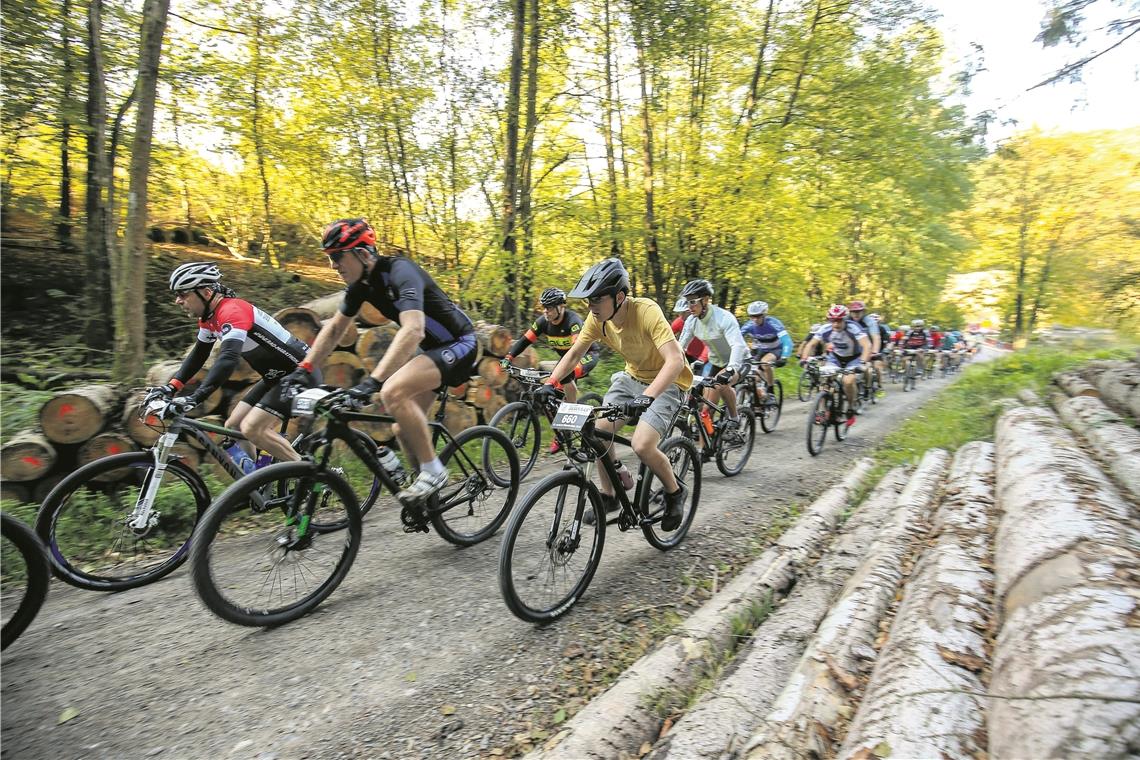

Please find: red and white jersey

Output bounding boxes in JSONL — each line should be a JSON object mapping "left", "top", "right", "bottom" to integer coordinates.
{"left": 197, "top": 298, "right": 308, "bottom": 378}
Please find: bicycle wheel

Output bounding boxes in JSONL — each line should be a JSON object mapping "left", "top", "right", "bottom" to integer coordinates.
{"left": 498, "top": 470, "right": 605, "bottom": 624}
{"left": 734, "top": 382, "right": 754, "bottom": 412}
{"left": 35, "top": 452, "right": 208, "bottom": 591}
{"left": 640, "top": 435, "right": 701, "bottom": 549}
{"left": 430, "top": 425, "right": 520, "bottom": 546}
{"left": 293, "top": 429, "right": 384, "bottom": 531}
{"left": 190, "top": 461, "right": 361, "bottom": 627}
{"left": 796, "top": 370, "right": 814, "bottom": 402}
{"left": 759, "top": 380, "right": 783, "bottom": 433}
{"left": 807, "top": 393, "right": 830, "bottom": 456}
{"left": 716, "top": 408, "right": 756, "bottom": 477}
{"left": 578, "top": 392, "right": 603, "bottom": 407}
{"left": 2, "top": 513, "right": 50, "bottom": 650}
{"left": 835, "top": 395, "right": 851, "bottom": 441}
{"left": 490, "top": 401, "right": 541, "bottom": 480}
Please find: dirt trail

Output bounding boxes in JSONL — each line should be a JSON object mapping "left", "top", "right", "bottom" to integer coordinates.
{"left": 1, "top": 358, "right": 982, "bottom": 760}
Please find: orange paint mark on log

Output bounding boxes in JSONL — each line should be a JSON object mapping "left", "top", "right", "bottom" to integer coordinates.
{"left": 59, "top": 403, "right": 76, "bottom": 416}
{"left": 108, "top": 444, "right": 122, "bottom": 454}
{"left": 20, "top": 456, "right": 43, "bottom": 467}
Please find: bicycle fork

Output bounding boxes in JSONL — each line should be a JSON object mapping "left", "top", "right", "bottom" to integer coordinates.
{"left": 127, "top": 432, "right": 179, "bottom": 533}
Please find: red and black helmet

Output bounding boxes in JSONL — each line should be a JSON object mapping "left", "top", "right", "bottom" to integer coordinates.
{"left": 847, "top": 300, "right": 866, "bottom": 312}
{"left": 322, "top": 218, "right": 376, "bottom": 253}
{"left": 827, "top": 304, "right": 849, "bottom": 320}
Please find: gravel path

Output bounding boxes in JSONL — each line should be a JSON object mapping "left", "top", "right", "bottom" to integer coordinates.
{"left": 1, "top": 358, "right": 981, "bottom": 760}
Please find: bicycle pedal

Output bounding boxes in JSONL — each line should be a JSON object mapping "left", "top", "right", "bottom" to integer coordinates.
{"left": 399, "top": 504, "right": 430, "bottom": 533}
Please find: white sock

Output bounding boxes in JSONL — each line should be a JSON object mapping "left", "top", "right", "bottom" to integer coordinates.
{"left": 421, "top": 458, "right": 445, "bottom": 476}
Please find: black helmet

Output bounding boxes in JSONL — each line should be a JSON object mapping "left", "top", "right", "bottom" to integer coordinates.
{"left": 539, "top": 287, "right": 566, "bottom": 307}
{"left": 680, "top": 279, "right": 714, "bottom": 299}
{"left": 568, "top": 258, "right": 629, "bottom": 299}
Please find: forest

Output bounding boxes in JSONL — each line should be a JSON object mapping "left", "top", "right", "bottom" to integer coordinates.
{"left": 2, "top": 0, "right": 1137, "bottom": 383}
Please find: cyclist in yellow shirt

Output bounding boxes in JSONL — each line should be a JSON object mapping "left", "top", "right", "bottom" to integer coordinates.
{"left": 537, "top": 258, "right": 693, "bottom": 530}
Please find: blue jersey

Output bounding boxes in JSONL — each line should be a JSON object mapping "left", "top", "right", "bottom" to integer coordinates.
{"left": 740, "top": 316, "right": 794, "bottom": 358}
{"left": 814, "top": 322, "right": 867, "bottom": 359}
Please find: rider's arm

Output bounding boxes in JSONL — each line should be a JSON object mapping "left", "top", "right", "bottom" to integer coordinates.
{"left": 506, "top": 317, "right": 545, "bottom": 359}
{"left": 858, "top": 334, "right": 872, "bottom": 362}
{"left": 645, "top": 339, "right": 685, "bottom": 399}
{"left": 171, "top": 338, "right": 213, "bottom": 387}
{"left": 866, "top": 318, "right": 881, "bottom": 354}
{"left": 302, "top": 311, "right": 354, "bottom": 368}
{"left": 185, "top": 299, "right": 256, "bottom": 398}
{"left": 770, "top": 317, "right": 794, "bottom": 358}
{"left": 800, "top": 336, "right": 820, "bottom": 362}
{"left": 723, "top": 313, "right": 749, "bottom": 371}
{"left": 191, "top": 338, "right": 243, "bottom": 400}
{"left": 676, "top": 314, "right": 696, "bottom": 353}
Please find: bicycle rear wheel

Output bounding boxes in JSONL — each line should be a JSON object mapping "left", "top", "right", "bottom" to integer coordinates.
{"left": 716, "top": 409, "right": 756, "bottom": 477}
{"left": 807, "top": 393, "right": 830, "bottom": 456}
{"left": 2, "top": 513, "right": 50, "bottom": 650}
{"left": 759, "top": 380, "right": 783, "bottom": 433}
{"left": 577, "top": 392, "right": 603, "bottom": 407}
{"left": 796, "top": 370, "right": 814, "bottom": 402}
{"left": 489, "top": 401, "right": 541, "bottom": 480}
{"left": 641, "top": 435, "right": 701, "bottom": 549}
{"left": 431, "top": 425, "right": 520, "bottom": 546}
{"left": 498, "top": 470, "right": 605, "bottom": 624}
{"left": 190, "top": 461, "right": 361, "bottom": 627}
{"left": 35, "top": 452, "right": 207, "bottom": 591}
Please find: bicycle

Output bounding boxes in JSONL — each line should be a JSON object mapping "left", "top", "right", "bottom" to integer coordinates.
{"left": 190, "top": 385, "right": 520, "bottom": 627}
{"left": 735, "top": 358, "right": 783, "bottom": 433}
{"left": 498, "top": 398, "right": 701, "bottom": 623}
{"left": 805, "top": 365, "right": 860, "bottom": 456}
{"left": 490, "top": 366, "right": 601, "bottom": 480}
{"left": 887, "top": 349, "right": 904, "bottom": 384}
{"left": 1, "top": 512, "right": 50, "bottom": 650}
{"left": 900, "top": 349, "right": 922, "bottom": 392}
{"left": 34, "top": 394, "right": 382, "bottom": 592}
{"left": 796, "top": 356, "right": 824, "bottom": 402}
{"left": 673, "top": 376, "right": 757, "bottom": 476}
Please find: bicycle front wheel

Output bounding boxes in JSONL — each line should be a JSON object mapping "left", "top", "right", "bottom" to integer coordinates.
{"left": 498, "top": 470, "right": 605, "bottom": 624}
{"left": 490, "top": 401, "right": 541, "bottom": 480}
{"left": 190, "top": 461, "right": 361, "bottom": 627}
{"left": 796, "top": 370, "right": 814, "bottom": 402}
{"left": 293, "top": 429, "right": 384, "bottom": 530}
{"left": 716, "top": 409, "right": 756, "bottom": 477}
{"left": 35, "top": 452, "right": 207, "bottom": 591}
{"left": 431, "top": 425, "right": 520, "bottom": 546}
{"left": 2, "top": 513, "right": 50, "bottom": 650}
{"left": 807, "top": 393, "right": 830, "bottom": 456}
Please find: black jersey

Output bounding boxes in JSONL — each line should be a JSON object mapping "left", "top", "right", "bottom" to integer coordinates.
{"left": 507, "top": 308, "right": 600, "bottom": 358}
{"left": 340, "top": 256, "right": 473, "bottom": 349}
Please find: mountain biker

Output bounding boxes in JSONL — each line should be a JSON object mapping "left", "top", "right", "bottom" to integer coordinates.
{"left": 739, "top": 300, "right": 793, "bottom": 402}
{"left": 672, "top": 297, "right": 712, "bottom": 378}
{"left": 280, "top": 218, "right": 478, "bottom": 507}
{"left": 536, "top": 258, "right": 693, "bottom": 531}
{"left": 848, "top": 300, "right": 884, "bottom": 391}
{"left": 799, "top": 304, "right": 871, "bottom": 427}
{"left": 157, "top": 262, "right": 316, "bottom": 463}
{"left": 676, "top": 279, "right": 749, "bottom": 428}
{"left": 502, "top": 287, "right": 601, "bottom": 452}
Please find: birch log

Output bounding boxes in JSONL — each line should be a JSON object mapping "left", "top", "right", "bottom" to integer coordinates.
{"left": 990, "top": 406, "right": 1140, "bottom": 759}
{"left": 839, "top": 442, "right": 995, "bottom": 760}
{"left": 1089, "top": 362, "right": 1140, "bottom": 420}
{"left": 1050, "top": 394, "right": 1140, "bottom": 503}
{"left": 39, "top": 384, "right": 120, "bottom": 443}
{"left": 1054, "top": 371, "right": 1099, "bottom": 398}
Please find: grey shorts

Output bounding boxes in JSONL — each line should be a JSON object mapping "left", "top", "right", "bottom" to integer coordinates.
{"left": 602, "top": 371, "right": 684, "bottom": 439}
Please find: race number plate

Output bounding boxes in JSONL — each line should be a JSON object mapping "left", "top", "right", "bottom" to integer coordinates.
{"left": 551, "top": 402, "right": 594, "bottom": 432}
{"left": 519, "top": 368, "right": 542, "bottom": 380}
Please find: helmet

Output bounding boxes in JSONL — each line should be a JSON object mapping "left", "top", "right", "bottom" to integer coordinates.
{"left": 868, "top": 313, "right": 881, "bottom": 322}
{"left": 847, "top": 300, "right": 866, "bottom": 311}
{"left": 827, "top": 304, "right": 849, "bottom": 320}
{"left": 673, "top": 297, "right": 689, "bottom": 313}
{"left": 747, "top": 301, "right": 769, "bottom": 317}
{"left": 680, "top": 279, "right": 714, "bottom": 299}
{"left": 169, "top": 262, "right": 221, "bottom": 292}
{"left": 539, "top": 287, "right": 566, "bottom": 307}
{"left": 568, "top": 258, "right": 629, "bottom": 299}
{"left": 322, "top": 218, "right": 376, "bottom": 253}
{"left": 912, "top": 319, "right": 925, "bottom": 328}
{"left": 931, "top": 325, "right": 940, "bottom": 331}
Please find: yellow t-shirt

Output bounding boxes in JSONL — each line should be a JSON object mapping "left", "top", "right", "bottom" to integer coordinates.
{"left": 579, "top": 297, "right": 693, "bottom": 390}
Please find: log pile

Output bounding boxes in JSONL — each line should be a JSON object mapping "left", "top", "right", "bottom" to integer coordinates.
{"left": 1, "top": 291, "right": 534, "bottom": 504}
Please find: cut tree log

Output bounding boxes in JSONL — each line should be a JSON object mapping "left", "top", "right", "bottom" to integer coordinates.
{"left": 1, "top": 431, "right": 57, "bottom": 482}
{"left": 1083, "top": 361, "right": 1140, "bottom": 420}
{"left": 357, "top": 323, "right": 399, "bottom": 372}
{"left": 477, "top": 358, "right": 508, "bottom": 388}
{"left": 0, "top": 481, "right": 30, "bottom": 504}
{"left": 474, "top": 321, "right": 513, "bottom": 356}
{"left": 327, "top": 318, "right": 358, "bottom": 350}
{"left": 1054, "top": 371, "right": 1099, "bottom": 398}
{"left": 322, "top": 351, "right": 365, "bottom": 389}
{"left": 122, "top": 391, "right": 162, "bottom": 446}
{"left": 990, "top": 406, "right": 1140, "bottom": 758}
{"left": 78, "top": 432, "right": 138, "bottom": 472}
{"left": 272, "top": 306, "right": 323, "bottom": 347}
{"left": 1050, "top": 393, "right": 1140, "bottom": 503}
{"left": 839, "top": 442, "right": 995, "bottom": 760}
{"left": 39, "top": 384, "right": 121, "bottom": 444}
{"left": 357, "top": 301, "right": 388, "bottom": 326}
{"left": 743, "top": 449, "right": 951, "bottom": 760}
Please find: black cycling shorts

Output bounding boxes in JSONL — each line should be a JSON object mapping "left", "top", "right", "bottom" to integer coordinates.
{"left": 425, "top": 333, "right": 480, "bottom": 389}
{"left": 241, "top": 367, "right": 323, "bottom": 420}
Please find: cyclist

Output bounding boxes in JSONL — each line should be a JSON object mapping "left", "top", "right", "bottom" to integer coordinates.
{"left": 536, "top": 258, "right": 692, "bottom": 531}
{"left": 676, "top": 279, "right": 749, "bottom": 428}
{"left": 802, "top": 324, "right": 824, "bottom": 356}
{"left": 280, "top": 218, "right": 477, "bottom": 506}
{"left": 739, "top": 300, "right": 793, "bottom": 403}
{"left": 157, "top": 262, "right": 316, "bottom": 463}
{"left": 672, "top": 297, "right": 712, "bottom": 378}
{"left": 899, "top": 319, "right": 933, "bottom": 376}
{"left": 799, "top": 304, "right": 871, "bottom": 427}
{"left": 502, "top": 287, "right": 601, "bottom": 452}
{"left": 848, "top": 300, "right": 884, "bottom": 391}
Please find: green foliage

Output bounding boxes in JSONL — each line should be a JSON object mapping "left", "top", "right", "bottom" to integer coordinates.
{"left": 0, "top": 383, "right": 55, "bottom": 444}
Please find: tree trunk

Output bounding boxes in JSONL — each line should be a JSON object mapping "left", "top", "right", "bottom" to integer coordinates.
{"left": 251, "top": 13, "right": 276, "bottom": 267}
{"left": 517, "top": 0, "right": 540, "bottom": 327}
{"left": 500, "top": 0, "right": 525, "bottom": 325}
{"left": 58, "top": 0, "right": 75, "bottom": 254}
{"left": 601, "top": 0, "right": 621, "bottom": 257}
{"left": 113, "top": 0, "right": 169, "bottom": 385}
{"left": 739, "top": 0, "right": 776, "bottom": 154}
{"left": 632, "top": 15, "right": 663, "bottom": 304}
{"left": 83, "top": 0, "right": 112, "bottom": 353}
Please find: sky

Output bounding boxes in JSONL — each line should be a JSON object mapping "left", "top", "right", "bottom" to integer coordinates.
{"left": 930, "top": 0, "right": 1140, "bottom": 143}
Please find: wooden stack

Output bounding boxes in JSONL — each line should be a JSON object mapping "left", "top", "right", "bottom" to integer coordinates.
{"left": 0, "top": 291, "right": 533, "bottom": 504}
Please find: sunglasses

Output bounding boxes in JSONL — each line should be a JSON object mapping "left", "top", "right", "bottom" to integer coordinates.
{"left": 686, "top": 298, "right": 704, "bottom": 306}
{"left": 173, "top": 288, "right": 196, "bottom": 298}
{"left": 327, "top": 246, "right": 372, "bottom": 265}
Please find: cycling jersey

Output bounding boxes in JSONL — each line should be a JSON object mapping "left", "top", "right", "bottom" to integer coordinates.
{"left": 852, "top": 315, "right": 884, "bottom": 349}
{"left": 740, "top": 316, "right": 794, "bottom": 358}
{"left": 578, "top": 297, "right": 693, "bottom": 390}
{"left": 671, "top": 315, "right": 708, "bottom": 363}
{"left": 814, "top": 322, "right": 868, "bottom": 359}
{"left": 678, "top": 305, "right": 748, "bottom": 371}
{"left": 900, "top": 329, "right": 932, "bottom": 350}
{"left": 507, "top": 309, "right": 600, "bottom": 360}
{"left": 930, "top": 331, "right": 943, "bottom": 347}
{"left": 340, "top": 256, "right": 473, "bottom": 349}
{"left": 940, "top": 333, "right": 957, "bottom": 350}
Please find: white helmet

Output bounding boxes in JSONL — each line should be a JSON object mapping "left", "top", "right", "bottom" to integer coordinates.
{"left": 673, "top": 296, "right": 689, "bottom": 313}
{"left": 170, "top": 262, "right": 221, "bottom": 292}
{"left": 912, "top": 318, "right": 925, "bottom": 328}
{"left": 746, "top": 300, "right": 769, "bottom": 317}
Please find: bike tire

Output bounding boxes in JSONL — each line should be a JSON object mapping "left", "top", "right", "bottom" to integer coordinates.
{"left": 489, "top": 401, "right": 541, "bottom": 481}
{"left": 807, "top": 393, "right": 830, "bottom": 456}
{"left": 498, "top": 470, "right": 605, "bottom": 624}
{"left": 716, "top": 409, "right": 756, "bottom": 477}
{"left": 760, "top": 380, "right": 783, "bottom": 433}
{"left": 430, "top": 425, "right": 520, "bottom": 546}
{"left": 190, "top": 461, "right": 361, "bottom": 627}
{"left": 2, "top": 513, "right": 50, "bottom": 650}
{"left": 293, "top": 428, "right": 384, "bottom": 529}
{"left": 796, "top": 370, "right": 814, "bottom": 402}
{"left": 835, "top": 394, "right": 851, "bottom": 441}
{"left": 578, "top": 392, "right": 603, "bottom": 407}
{"left": 35, "top": 452, "right": 208, "bottom": 591}
{"left": 641, "top": 435, "right": 702, "bottom": 549}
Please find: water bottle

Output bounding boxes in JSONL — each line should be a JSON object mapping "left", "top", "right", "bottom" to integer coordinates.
{"left": 377, "top": 446, "right": 406, "bottom": 484}
{"left": 254, "top": 454, "right": 273, "bottom": 470}
{"left": 613, "top": 461, "right": 634, "bottom": 491}
{"left": 699, "top": 407, "right": 715, "bottom": 437}
{"left": 225, "top": 442, "right": 256, "bottom": 475}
